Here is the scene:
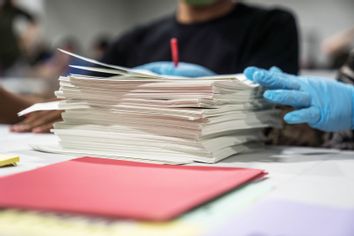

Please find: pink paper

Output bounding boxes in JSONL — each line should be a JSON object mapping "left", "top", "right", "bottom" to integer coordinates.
{"left": 0, "top": 157, "right": 265, "bottom": 220}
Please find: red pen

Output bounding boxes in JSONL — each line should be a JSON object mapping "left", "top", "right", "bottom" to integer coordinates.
{"left": 170, "top": 37, "right": 179, "bottom": 67}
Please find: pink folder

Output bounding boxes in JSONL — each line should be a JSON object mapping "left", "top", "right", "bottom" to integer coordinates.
{"left": 0, "top": 157, "right": 266, "bottom": 220}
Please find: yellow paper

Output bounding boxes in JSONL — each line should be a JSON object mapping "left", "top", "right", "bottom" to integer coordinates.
{"left": 0, "top": 154, "right": 20, "bottom": 167}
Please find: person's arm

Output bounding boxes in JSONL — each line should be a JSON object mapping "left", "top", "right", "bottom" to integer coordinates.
{"left": 322, "top": 26, "right": 354, "bottom": 57}
{"left": 0, "top": 86, "right": 62, "bottom": 133}
{"left": 244, "top": 67, "right": 354, "bottom": 132}
{"left": 0, "top": 87, "right": 32, "bottom": 124}
{"left": 10, "top": 110, "right": 63, "bottom": 133}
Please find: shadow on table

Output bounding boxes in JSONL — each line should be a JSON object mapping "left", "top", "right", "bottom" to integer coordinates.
{"left": 222, "top": 145, "right": 354, "bottom": 163}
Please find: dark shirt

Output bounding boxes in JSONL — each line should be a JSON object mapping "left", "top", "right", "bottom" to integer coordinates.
{"left": 102, "top": 3, "right": 299, "bottom": 74}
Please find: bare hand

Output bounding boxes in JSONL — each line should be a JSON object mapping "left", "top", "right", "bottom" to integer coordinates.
{"left": 10, "top": 110, "right": 63, "bottom": 133}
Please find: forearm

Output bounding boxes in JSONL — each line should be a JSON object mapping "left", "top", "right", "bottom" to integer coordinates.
{"left": 0, "top": 87, "right": 34, "bottom": 124}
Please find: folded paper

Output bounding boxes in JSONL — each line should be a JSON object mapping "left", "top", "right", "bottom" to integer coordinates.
{"left": 0, "top": 157, "right": 265, "bottom": 220}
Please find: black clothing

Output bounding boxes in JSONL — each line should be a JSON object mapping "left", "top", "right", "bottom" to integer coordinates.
{"left": 102, "top": 3, "right": 299, "bottom": 74}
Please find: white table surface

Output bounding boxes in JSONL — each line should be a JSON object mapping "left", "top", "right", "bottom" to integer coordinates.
{"left": 1, "top": 124, "right": 353, "bottom": 208}
{"left": 1, "top": 124, "right": 354, "bottom": 235}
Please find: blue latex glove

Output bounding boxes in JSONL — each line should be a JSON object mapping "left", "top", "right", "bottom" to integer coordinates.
{"left": 134, "top": 61, "right": 216, "bottom": 78}
{"left": 244, "top": 66, "right": 354, "bottom": 132}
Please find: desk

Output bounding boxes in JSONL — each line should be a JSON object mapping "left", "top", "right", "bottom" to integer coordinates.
{"left": 0, "top": 124, "right": 354, "bottom": 235}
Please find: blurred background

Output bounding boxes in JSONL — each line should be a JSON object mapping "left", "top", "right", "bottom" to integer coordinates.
{"left": 1, "top": 0, "right": 354, "bottom": 96}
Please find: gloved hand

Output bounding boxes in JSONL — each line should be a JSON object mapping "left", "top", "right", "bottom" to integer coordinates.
{"left": 244, "top": 66, "right": 354, "bottom": 132}
{"left": 134, "top": 61, "right": 216, "bottom": 78}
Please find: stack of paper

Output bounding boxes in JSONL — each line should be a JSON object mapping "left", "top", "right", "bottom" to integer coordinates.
{"left": 27, "top": 50, "right": 280, "bottom": 164}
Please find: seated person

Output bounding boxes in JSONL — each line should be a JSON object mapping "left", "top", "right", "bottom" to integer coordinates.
{"left": 2, "top": 0, "right": 300, "bottom": 134}
{"left": 110, "top": 0, "right": 321, "bottom": 146}
{"left": 102, "top": 0, "right": 299, "bottom": 74}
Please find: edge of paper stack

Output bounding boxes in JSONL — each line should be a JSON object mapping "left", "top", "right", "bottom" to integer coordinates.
{"left": 27, "top": 49, "right": 280, "bottom": 164}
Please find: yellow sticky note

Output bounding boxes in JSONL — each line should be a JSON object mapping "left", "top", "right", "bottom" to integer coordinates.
{"left": 0, "top": 155, "right": 20, "bottom": 167}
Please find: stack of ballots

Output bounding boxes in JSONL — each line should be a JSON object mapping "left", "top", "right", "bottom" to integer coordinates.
{"left": 27, "top": 49, "right": 280, "bottom": 164}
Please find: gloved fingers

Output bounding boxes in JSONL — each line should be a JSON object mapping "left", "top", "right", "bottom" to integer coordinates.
{"left": 244, "top": 66, "right": 259, "bottom": 81}
{"left": 160, "top": 63, "right": 176, "bottom": 75}
{"left": 269, "top": 66, "right": 283, "bottom": 73}
{"left": 245, "top": 66, "right": 283, "bottom": 78}
{"left": 133, "top": 61, "right": 170, "bottom": 74}
{"left": 131, "top": 68, "right": 160, "bottom": 76}
{"left": 283, "top": 106, "right": 321, "bottom": 125}
{"left": 135, "top": 62, "right": 192, "bottom": 77}
{"left": 263, "top": 90, "right": 311, "bottom": 108}
{"left": 171, "top": 64, "right": 215, "bottom": 77}
{"left": 134, "top": 62, "right": 215, "bottom": 77}
{"left": 254, "top": 70, "right": 300, "bottom": 90}
{"left": 244, "top": 67, "right": 300, "bottom": 90}
{"left": 268, "top": 67, "right": 299, "bottom": 84}
{"left": 134, "top": 62, "right": 154, "bottom": 70}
